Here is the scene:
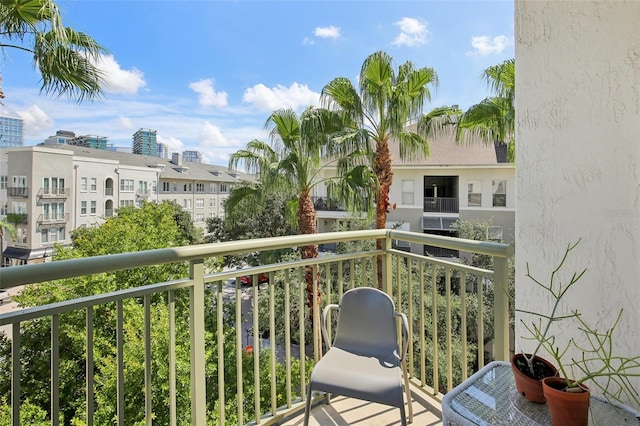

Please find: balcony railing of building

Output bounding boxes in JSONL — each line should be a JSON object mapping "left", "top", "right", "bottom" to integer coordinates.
{"left": 38, "top": 188, "right": 70, "bottom": 198}
{"left": 311, "top": 196, "right": 345, "bottom": 211}
{"left": 5, "top": 213, "right": 27, "bottom": 224}
{"left": 0, "top": 230, "right": 513, "bottom": 426}
{"left": 424, "top": 197, "right": 459, "bottom": 213}
{"left": 7, "top": 187, "right": 28, "bottom": 198}
{"left": 136, "top": 190, "right": 150, "bottom": 198}
{"left": 105, "top": 188, "right": 114, "bottom": 196}
{"left": 37, "top": 213, "right": 70, "bottom": 224}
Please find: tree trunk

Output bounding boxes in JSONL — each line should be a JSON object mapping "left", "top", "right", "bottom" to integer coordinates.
{"left": 297, "top": 193, "right": 320, "bottom": 326}
{"left": 374, "top": 139, "right": 393, "bottom": 289}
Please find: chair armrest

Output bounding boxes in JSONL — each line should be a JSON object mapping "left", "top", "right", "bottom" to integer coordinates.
{"left": 321, "top": 304, "right": 339, "bottom": 349}
{"left": 395, "top": 312, "right": 409, "bottom": 362}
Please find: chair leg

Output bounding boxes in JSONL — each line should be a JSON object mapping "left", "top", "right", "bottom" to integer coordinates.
{"left": 399, "top": 402, "right": 407, "bottom": 426}
{"left": 303, "top": 383, "right": 314, "bottom": 426}
{"left": 402, "top": 359, "right": 413, "bottom": 423}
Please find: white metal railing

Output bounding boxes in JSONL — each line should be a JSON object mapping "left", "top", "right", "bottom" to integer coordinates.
{"left": 0, "top": 230, "right": 513, "bottom": 425}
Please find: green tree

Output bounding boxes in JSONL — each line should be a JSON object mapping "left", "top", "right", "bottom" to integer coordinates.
{"left": 229, "top": 107, "right": 376, "bottom": 314}
{"left": 0, "top": 219, "right": 16, "bottom": 267}
{"left": 321, "top": 50, "right": 438, "bottom": 286}
{"left": 435, "top": 59, "right": 515, "bottom": 162}
{"left": 0, "top": 0, "right": 106, "bottom": 101}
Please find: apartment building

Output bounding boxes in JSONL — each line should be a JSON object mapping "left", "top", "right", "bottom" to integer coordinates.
{"left": 0, "top": 108, "right": 24, "bottom": 148}
{"left": 314, "top": 129, "right": 515, "bottom": 256}
{"left": 0, "top": 146, "right": 250, "bottom": 266}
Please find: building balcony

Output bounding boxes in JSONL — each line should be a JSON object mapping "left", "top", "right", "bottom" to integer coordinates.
{"left": 424, "top": 197, "right": 459, "bottom": 213}
{"left": 37, "top": 212, "right": 70, "bottom": 225}
{"left": 38, "top": 187, "right": 70, "bottom": 198}
{"left": 6, "top": 187, "right": 28, "bottom": 197}
{"left": 5, "top": 212, "right": 27, "bottom": 224}
{"left": 0, "top": 230, "right": 512, "bottom": 425}
{"left": 312, "top": 196, "right": 345, "bottom": 211}
{"left": 136, "top": 189, "right": 150, "bottom": 198}
{"left": 105, "top": 188, "right": 114, "bottom": 196}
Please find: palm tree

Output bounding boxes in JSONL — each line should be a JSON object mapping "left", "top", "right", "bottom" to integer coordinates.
{"left": 229, "top": 107, "right": 376, "bottom": 317}
{"left": 0, "top": 219, "right": 16, "bottom": 267}
{"left": 321, "top": 50, "right": 438, "bottom": 286}
{"left": 446, "top": 59, "right": 515, "bottom": 162}
{"left": 0, "top": 0, "right": 105, "bottom": 101}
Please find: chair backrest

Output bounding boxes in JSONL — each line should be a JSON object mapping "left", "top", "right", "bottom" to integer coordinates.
{"left": 332, "top": 287, "right": 400, "bottom": 359}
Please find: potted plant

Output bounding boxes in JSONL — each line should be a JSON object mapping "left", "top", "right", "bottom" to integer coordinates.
{"left": 518, "top": 240, "right": 640, "bottom": 425}
{"left": 512, "top": 240, "right": 585, "bottom": 403}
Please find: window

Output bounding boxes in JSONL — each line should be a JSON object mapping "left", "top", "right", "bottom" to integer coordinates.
{"left": 120, "top": 200, "right": 134, "bottom": 208}
{"left": 401, "top": 180, "right": 414, "bottom": 205}
{"left": 219, "top": 184, "right": 228, "bottom": 193}
{"left": 90, "top": 178, "right": 97, "bottom": 192}
{"left": 50, "top": 227, "right": 57, "bottom": 241}
{"left": 0, "top": 175, "right": 7, "bottom": 189}
{"left": 90, "top": 201, "right": 96, "bottom": 215}
{"left": 195, "top": 213, "right": 204, "bottom": 222}
{"left": 183, "top": 183, "right": 192, "bottom": 192}
{"left": 196, "top": 198, "right": 204, "bottom": 208}
{"left": 210, "top": 183, "right": 217, "bottom": 193}
{"left": 41, "top": 229, "right": 49, "bottom": 243}
{"left": 120, "top": 179, "right": 134, "bottom": 192}
{"left": 173, "top": 183, "right": 177, "bottom": 191}
{"left": 80, "top": 201, "right": 87, "bottom": 215}
{"left": 80, "top": 177, "right": 88, "bottom": 191}
{"left": 468, "top": 180, "right": 482, "bottom": 207}
{"left": 12, "top": 176, "right": 26, "bottom": 188}
{"left": 163, "top": 182, "right": 170, "bottom": 192}
{"left": 210, "top": 198, "right": 216, "bottom": 207}
{"left": 196, "top": 183, "right": 205, "bottom": 192}
{"left": 183, "top": 199, "right": 192, "bottom": 209}
{"left": 492, "top": 180, "right": 507, "bottom": 207}
{"left": 0, "top": 204, "right": 7, "bottom": 216}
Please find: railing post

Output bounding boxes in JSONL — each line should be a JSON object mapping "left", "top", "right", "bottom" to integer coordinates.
{"left": 382, "top": 235, "right": 393, "bottom": 296}
{"left": 189, "top": 259, "right": 206, "bottom": 425}
{"left": 493, "top": 256, "right": 510, "bottom": 361}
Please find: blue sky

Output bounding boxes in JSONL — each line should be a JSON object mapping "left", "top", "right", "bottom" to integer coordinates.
{"left": 1, "top": 0, "right": 514, "bottom": 166}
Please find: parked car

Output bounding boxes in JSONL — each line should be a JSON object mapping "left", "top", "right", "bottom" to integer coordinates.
{"left": 239, "top": 273, "right": 269, "bottom": 286}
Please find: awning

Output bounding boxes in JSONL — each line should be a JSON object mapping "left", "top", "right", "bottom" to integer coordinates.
{"left": 2, "top": 246, "right": 54, "bottom": 260}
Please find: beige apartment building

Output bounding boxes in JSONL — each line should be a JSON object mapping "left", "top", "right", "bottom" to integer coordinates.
{"left": 0, "top": 145, "right": 251, "bottom": 266}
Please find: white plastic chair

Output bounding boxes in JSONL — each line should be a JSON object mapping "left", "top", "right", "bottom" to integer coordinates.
{"left": 303, "top": 287, "right": 413, "bottom": 425}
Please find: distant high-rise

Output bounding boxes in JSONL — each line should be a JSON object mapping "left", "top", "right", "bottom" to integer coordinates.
{"left": 0, "top": 108, "right": 24, "bottom": 147}
{"left": 157, "top": 142, "right": 169, "bottom": 159}
{"left": 183, "top": 150, "right": 203, "bottom": 163}
{"left": 44, "top": 130, "right": 76, "bottom": 145}
{"left": 132, "top": 128, "right": 158, "bottom": 156}
{"left": 68, "top": 134, "right": 109, "bottom": 150}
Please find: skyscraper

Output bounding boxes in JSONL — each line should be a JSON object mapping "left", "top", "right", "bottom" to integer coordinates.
{"left": 183, "top": 150, "right": 203, "bottom": 163}
{"left": 132, "top": 128, "right": 158, "bottom": 156}
{"left": 0, "top": 107, "right": 24, "bottom": 148}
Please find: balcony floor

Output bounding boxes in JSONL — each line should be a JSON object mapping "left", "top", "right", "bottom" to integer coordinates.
{"left": 280, "top": 384, "right": 443, "bottom": 426}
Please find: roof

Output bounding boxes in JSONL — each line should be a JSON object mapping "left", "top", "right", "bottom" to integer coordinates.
{"left": 390, "top": 124, "right": 503, "bottom": 166}
{"left": 29, "top": 144, "right": 254, "bottom": 183}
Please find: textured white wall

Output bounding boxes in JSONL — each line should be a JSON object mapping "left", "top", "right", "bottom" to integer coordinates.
{"left": 515, "top": 0, "right": 640, "bottom": 406}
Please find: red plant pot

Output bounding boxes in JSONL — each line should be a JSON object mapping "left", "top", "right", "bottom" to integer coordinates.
{"left": 511, "top": 353, "right": 558, "bottom": 403}
{"left": 542, "top": 376, "right": 590, "bottom": 426}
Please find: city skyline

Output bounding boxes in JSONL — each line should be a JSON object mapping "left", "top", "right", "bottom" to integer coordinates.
{"left": 1, "top": 1, "right": 514, "bottom": 166}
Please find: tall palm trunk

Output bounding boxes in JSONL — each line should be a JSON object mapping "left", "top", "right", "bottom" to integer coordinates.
{"left": 297, "top": 193, "right": 320, "bottom": 323}
{"left": 374, "top": 139, "right": 393, "bottom": 289}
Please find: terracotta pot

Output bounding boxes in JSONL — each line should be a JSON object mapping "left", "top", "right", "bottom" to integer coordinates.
{"left": 511, "top": 353, "right": 558, "bottom": 403}
{"left": 542, "top": 377, "right": 590, "bottom": 426}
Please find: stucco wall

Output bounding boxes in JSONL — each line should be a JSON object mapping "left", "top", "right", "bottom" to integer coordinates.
{"left": 515, "top": 0, "right": 640, "bottom": 405}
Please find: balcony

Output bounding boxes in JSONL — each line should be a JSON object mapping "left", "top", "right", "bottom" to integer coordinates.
{"left": 0, "top": 230, "right": 512, "bottom": 425}
{"left": 5, "top": 213, "right": 27, "bottom": 224}
{"left": 37, "top": 213, "right": 70, "bottom": 225}
{"left": 7, "top": 187, "right": 28, "bottom": 198}
{"left": 423, "top": 197, "right": 459, "bottom": 213}
{"left": 312, "top": 196, "right": 345, "bottom": 211}
{"left": 38, "top": 187, "right": 70, "bottom": 199}
{"left": 136, "top": 189, "right": 150, "bottom": 198}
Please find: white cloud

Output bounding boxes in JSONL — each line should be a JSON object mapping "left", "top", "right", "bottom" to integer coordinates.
{"left": 302, "top": 37, "right": 315, "bottom": 46}
{"left": 157, "top": 135, "right": 184, "bottom": 154}
{"left": 314, "top": 26, "right": 341, "bottom": 39}
{"left": 392, "top": 17, "right": 428, "bottom": 47}
{"left": 17, "top": 105, "right": 54, "bottom": 136}
{"left": 466, "top": 35, "right": 511, "bottom": 56}
{"left": 94, "top": 54, "right": 147, "bottom": 95}
{"left": 200, "top": 121, "right": 232, "bottom": 147}
{"left": 115, "top": 116, "right": 135, "bottom": 130}
{"left": 189, "top": 78, "right": 228, "bottom": 108}
{"left": 242, "top": 82, "right": 320, "bottom": 112}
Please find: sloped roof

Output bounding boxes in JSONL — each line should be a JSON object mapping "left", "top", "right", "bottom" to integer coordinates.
{"left": 36, "top": 144, "right": 253, "bottom": 182}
